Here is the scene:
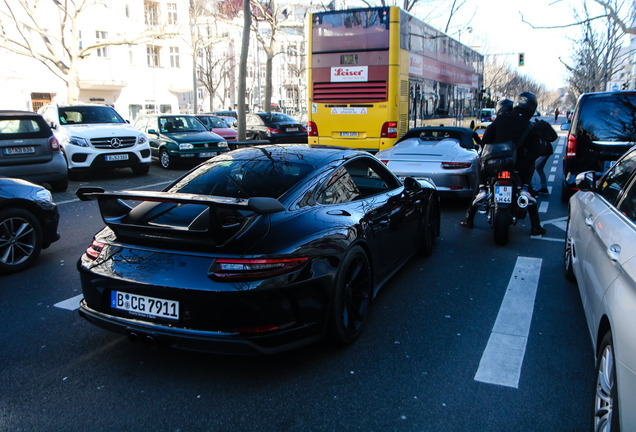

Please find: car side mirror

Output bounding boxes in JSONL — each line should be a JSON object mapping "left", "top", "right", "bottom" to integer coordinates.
{"left": 403, "top": 176, "right": 422, "bottom": 192}
{"left": 575, "top": 171, "right": 596, "bottom": 191}
{"left": 147, "top": 129, "right": 159, "bottom": 135}
{"left": 560, "top": 123, "right": 570, "bottom": 131}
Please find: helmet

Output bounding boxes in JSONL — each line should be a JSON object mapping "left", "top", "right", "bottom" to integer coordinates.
{"left": 496, "top": 98, "right": 513, "bottom": 116}
{"left": 513, "top": 91, "right": 538, "bottom": 116}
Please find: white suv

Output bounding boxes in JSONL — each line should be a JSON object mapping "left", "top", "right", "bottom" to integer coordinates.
{"left": 38, "top": 104, "right": 151, "bottom": 177}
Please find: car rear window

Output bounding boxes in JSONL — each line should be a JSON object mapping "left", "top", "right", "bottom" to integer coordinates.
{"left": 579, "top": 93, "right": 636, "bottom": 142}
{"left": 168, "top": 158, "right": 314, "bottom": 199}
{"left": 0, "top": 116, "right": 51, "bottom": 139}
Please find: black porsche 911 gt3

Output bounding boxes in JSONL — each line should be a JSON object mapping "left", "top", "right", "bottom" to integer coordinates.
{"left": 76, "top": 144, "right": 440, "bottom": 354}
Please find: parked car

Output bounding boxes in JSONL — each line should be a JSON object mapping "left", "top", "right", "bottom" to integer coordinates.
{"left": 480, "top": 108, "right": 496, "bottom": 125}
{"left": 0, "top": 111, "right": 68, "bottom": 192}
{"left": 217, "top": 116, "right": 237, "bottom": 128}
{"left": 75, "top": 144, "right": 440, "bottom": 354}
{"left": 564, "top": 145, "right": 636, "bottom": 431}
{"left": 38, "top": 104, "right": 151, "bottom": 177}
{"left": 194, "top": 114, "right": 238, "bottom": 142}
{"left": 0, "top": 177, "right": 60, "bottom": 274}
{"left": 134, "top": 114, "right": 229, "bottom": 169}
{"left": 245, "top": 112, "right": 308, "bottom": 144}
{"left": 376, "top": 126, "right": 481, "bottom": 199}
{"left": 561, "top": 90, "right": 636, "bottom": 202}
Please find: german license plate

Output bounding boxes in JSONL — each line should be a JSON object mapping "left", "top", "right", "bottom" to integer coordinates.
{"left": 105, "top": 154, "right": 129, "bottom": 161}
{"left": 4, "top": 146, "right": 35, "bottom": 155}
{"left": 199, "top": 152, "right": 217, "bottom": 158}
{"left": 286, "top": 127, "right": 299, "bottom": 132}
{"left": 340, "top": 132, "right": 359, "bottom": 137}
{"left": 111, "top": 291, "right": 179, "bottom": 320}
{"left": 494, "top": 185, "right": 513, "bottom": 203}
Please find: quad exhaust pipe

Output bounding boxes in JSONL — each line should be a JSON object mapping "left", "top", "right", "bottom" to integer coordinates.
{"left": 127, "top": 331, "right": 158, "bottom": 348}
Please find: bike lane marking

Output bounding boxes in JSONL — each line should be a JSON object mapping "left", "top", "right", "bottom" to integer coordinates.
{"left": 474, "top": 256, "right": 542, "bottom": 388}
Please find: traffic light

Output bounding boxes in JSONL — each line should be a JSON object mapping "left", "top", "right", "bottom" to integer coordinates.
{"left": 519, "top": 53, "right": 525, "bottom": 66}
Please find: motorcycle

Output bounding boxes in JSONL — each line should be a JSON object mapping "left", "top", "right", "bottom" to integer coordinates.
{"left": 477, "top": 141, "right": 529, "bottom": 245}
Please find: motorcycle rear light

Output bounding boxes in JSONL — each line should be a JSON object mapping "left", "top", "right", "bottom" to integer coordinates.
{"left": 441, "top": 162, "right": 471, "bottom": 169}
{"left": 211, "top": 257, "right": 309, "bottom": 280}
{"left": 381, "top": 121, "right": 397, "bottom": 138}
{"left": 49, "top": 136, "right": 60, "bottom": 151}
{"left": 86, "top": 240, "right": 105, "bottom": 260}
{"left": 566, "top": 133, "right": 577, "bottom": 158}
{"left": 498, "top": 171, "right": 511, "bottom": 179}
{"left": 308, "top": 121, "right": 318, "bottom": 136}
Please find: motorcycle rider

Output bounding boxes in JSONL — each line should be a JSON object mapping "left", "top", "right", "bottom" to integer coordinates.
{"left": 460, "top": 92, "right": 547, "bottom": 236}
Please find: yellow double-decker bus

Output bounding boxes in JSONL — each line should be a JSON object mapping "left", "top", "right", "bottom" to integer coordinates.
{"left": 308, "top": 6, "right": 484, "bottom": 152}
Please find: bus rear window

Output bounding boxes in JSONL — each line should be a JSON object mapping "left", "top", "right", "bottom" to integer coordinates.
{"left": 312, "top": 8, "right": 390, "bottom": 53}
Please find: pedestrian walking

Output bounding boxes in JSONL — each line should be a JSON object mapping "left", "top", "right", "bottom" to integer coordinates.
{"left": 554, "top": 107, "right": 560, "bottom": 123}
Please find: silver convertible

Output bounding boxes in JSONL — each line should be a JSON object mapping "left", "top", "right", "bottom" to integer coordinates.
{"left": 565, "top": 145, "right": 636, "bottom": 431}
{"left": 376, "top": 126, "right": 480, "bottom": 199}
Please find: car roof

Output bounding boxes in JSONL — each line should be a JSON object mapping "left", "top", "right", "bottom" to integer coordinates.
{"left": 210, "top": 144, "right": 370, "bottom": 167}
{"left": 0, "top": 110, "right": 42, "bottom": 116}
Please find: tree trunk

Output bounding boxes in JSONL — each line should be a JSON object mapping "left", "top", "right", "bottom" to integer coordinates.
{"left": 238, "top": 0, "right": 251, "bottom": 140}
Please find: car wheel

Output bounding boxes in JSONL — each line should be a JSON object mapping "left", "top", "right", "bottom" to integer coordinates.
{"left": 159, "top": 149, "right": 172, "bottom": 169}
{"left": 420, "top": 198, "right": 439, "bottom": 256}
{"left": 561, "top": 182, "right": 573, "bottom": 203}
{"left": 564, "top": 215, "right": 575, "bottom": 282}
{"left": 132, "top": 164, "right": 150, "bottom": 175}
{"left": 0, "top": 208, "right": 43, "bottom": 274}
{"left": 328, "top": 245, "right": 372, "bottom": 345}
{"left": 594, "top": 331, "right": 620, "bottom": 431}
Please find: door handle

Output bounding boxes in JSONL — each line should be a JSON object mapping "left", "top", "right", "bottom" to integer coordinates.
{"left": 607, "top": 244, "right": 621, "bottom": 262}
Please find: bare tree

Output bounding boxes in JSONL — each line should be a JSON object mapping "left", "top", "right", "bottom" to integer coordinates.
{"left": 238, "top": 0, "right": 251, "bottom": 140}
{"left": 593, "top": 0, "right": 636, "bottom": 35}
{"left": 0, "top": 0, "right": 178, "bottom": 104}
{"left": 197, "top": 43, "right": 235, "bottom": 112}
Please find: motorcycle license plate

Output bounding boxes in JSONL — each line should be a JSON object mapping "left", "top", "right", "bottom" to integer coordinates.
{"left": 495, "top": 185, "right": 513, "bottom": 203}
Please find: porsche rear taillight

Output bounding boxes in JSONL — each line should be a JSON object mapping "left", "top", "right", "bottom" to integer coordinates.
{"left": 566, "top": 133, "right": 577, "bottom": 158}
{"left": 308, "top": 121, "right": 318, "bottom": 137}
{"left": 85, "top": 240, "right": 104, "bottom": 260}
{"left": 441, "top": 162, "right": 471, "bottom": 169}
{"left": 210, "top": 257, "right": 309, "bottom": 280}
{"left": 381, "top": 122, "right": 397, "bottom": 138}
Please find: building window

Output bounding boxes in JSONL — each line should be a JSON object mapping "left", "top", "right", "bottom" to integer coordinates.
{"left": 169, "top": 46, "right": 180, "bottom": 68}
{"left": 167, "top": 3, "right": 177, "bottom": 25}
{"left": 144, "top": 1, "right": 159, "bottom": 26}
{"left": 147, "top": 45, "right": 160, "bottom": 67}
{"left": 96, "top": 31, "right": 109, "bottom": 58}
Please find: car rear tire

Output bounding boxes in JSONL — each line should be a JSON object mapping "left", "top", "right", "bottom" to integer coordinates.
{"left": 159, "top": 149, "right": 173, "bottom": 170}
{"left": 564, "top": 215, "right": 576, "bottom": 282}
{"left": 328, "top": 245, "right": 372, "bottom": 345}
{"left": 561, "top": 182, "right": 573, "bottom": 203}
{"left": 0, "top": 208, "right": 43, "bottom": 274}
{"left": 594, "top": 331, "right": 620, "bottom": 432}
{"left": 420, "top": 198, "right": 439, "bottom": 256}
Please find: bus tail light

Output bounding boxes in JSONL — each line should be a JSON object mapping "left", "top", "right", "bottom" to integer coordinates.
{"left": 308, "top": 121, "right": 318, "bottom": 136}
{"left": 381, "top": 122, "right": 397, "bottom": 138}
{"left": 566, "top": 133, "right": 577, "bottom": 158}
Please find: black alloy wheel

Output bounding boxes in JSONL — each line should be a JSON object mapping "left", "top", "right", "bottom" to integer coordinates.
{"left": 328, "top": 245, "right": 372, "bottom": 345}
{"left": 0, "top": 208, "right": 43, "bottom": 274}
{"left": 594, "top": 331, "right": 620, "bottom": 432}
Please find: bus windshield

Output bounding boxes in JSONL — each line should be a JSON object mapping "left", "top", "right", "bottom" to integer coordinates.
{"left": 312, "top": 7, "right": 390, "bottom": 53}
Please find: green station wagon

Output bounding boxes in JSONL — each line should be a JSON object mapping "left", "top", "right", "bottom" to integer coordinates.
{"left": 134, "top": 114, "right": 229, "bottom": 169}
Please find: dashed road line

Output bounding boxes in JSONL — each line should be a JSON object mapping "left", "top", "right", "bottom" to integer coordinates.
{"left": 475, "top": 256, "right": 542, "bottom": 388}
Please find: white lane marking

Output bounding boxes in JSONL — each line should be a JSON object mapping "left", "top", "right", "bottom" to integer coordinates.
{"left": 475, "top": 256, "right": 542, "bottom": 388}
{"left": 54, "top": 294, "right": 83, "bottom": 310}
{"left": 539, "top": 201, "right": 549, "bottom": 213}
{"left": 548, "top": 174, "right": 555, "bottom": 182}
{"left": 56, "top": 180, "right": 173, "bottom": 206}
{"left": 550, "top": 166, "right": 557, "bottom": 173}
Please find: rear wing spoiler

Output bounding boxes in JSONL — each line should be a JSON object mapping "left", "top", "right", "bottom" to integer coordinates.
{"left": 76, "top": 187, "right": 284, "bottom": 244}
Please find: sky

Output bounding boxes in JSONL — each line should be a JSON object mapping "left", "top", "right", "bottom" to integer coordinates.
{"left": 412, "top": 0, "right": 604, "bottom": 90}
